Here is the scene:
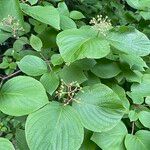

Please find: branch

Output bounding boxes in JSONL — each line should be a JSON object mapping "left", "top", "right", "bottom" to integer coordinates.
{"left": 40, "top": 53, "right": 52, "bottom": 71}
{"left": 0, "top": 70, "right": 21, "bottom": 87}
{"left": 131, "top": 122, "right": 135, "bottom": 135}
{"left": 2, "top": 70, "right": 21, "bottom": 80}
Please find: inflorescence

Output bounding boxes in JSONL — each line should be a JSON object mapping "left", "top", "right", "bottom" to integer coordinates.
{"left": 55, "top": 79, "right": 83, "bottom": 106}
{"left": 1, "top": 15, "right": 24, "bottom": 38}
{"left": 89, "top": 15, "right": 112, "bottom": 36}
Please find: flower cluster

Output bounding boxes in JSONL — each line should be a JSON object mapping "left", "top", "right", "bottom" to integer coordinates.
{"left": 89, "top": 15, "right": 112, "bottom": 36}
{"left": 1, "top": 15, "right": 24, "bottom": 38}
{"left": 55, "top": 79, "right": 83, "bottom": 106}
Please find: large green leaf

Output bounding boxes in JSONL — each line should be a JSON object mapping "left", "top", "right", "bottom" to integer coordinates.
{"left": 72, "top": 84, "right": 125, "bottom": 132}
{"left": 25, "top": 102, "right": 84, "bottom": 150}
{"left": 107, "top": 27, "right": 150, "bottom": 56}
{"left": 138, "top": 111, "right": 150, "bottom": 128}
{"left": 21, "top": 4, "right": 60, "bottom": 29}
{"left": 0, "top": 138, "right": 15, "bottom": 150}
{"left": 91, "top": 121, "right": 127, "bottom": 150}
{"left": 57, "top": 28, "right": 110, "bottom": 63}
{"left": 17, "top": 55, "right": 48, "bottom": 76}
{"left": 125, "top": 130, "right": 150, "bottom": 150}
{"left": 0, "top": 76, "right": 48, "bottom": 116}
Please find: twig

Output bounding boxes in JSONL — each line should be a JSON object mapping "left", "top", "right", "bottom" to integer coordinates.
{"left": 2, "top": 70, "right": 21, "bottom": 80}
{"left": 40, "top": 53, "right": 52, "bottom": 71}
{"left": 131, "top": 122, "right": 135, "bottom": 135}
{"left": 0, "top": 70, "right": 21, "bottom": 87}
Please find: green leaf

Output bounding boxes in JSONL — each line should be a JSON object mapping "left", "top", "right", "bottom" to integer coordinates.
{"left": 124, "top": 70, "right": 143, "bottom": 83}
{"left": 72, "top": 84, "right": 125, "bottom": 132}
{"left": 25, "top": 102, "right": 84, "bottom": 150}
{"left": 40, "top": 72, "right": 59, "bottom": 95}
{"left": 28, "top": 0, "right": 38, "bottom": 5}
{"left": 30, "top": 34, "right": 43, "bottom": 51}
{"left": 57, "top": 28, "right": 110, "bottom": 63}
{"left": 70, "top": 11, "right": 85, "bottom": 20}
{"left": 21, "top": 4, "right": 60, "bottom": 29}
{"left": 126, "top": 0, "right": 150, "bottom": 10}
{"left": 125, "top": 0, "right": 141, "bottom": 9}
{"left": 131, "top": 74, "right": 150, "bottom": 98}
{"left": 72, "top": 59, "right": 96, "bottom": 71}
{"left": 107, "top": 27, "right": 150, "bottom": 56}
{"left": 51, "top": 54, "right": 64, "bottom": 66}
{"left": 125, "top": 130, "right": 150, "bottom": 150}
{"left": 128, "top": 110, "right": 138, "bottom": 121}
{"left": 0, "top": 138, "right": 15, "bottom": 150}
{"left": 79, "top": 130, "right": 97, "bottom": 150}
{"left": 0, "top": 30, "right": 11, "bottom": 44}
{"left": 13, "top": 37, "right": 29, "bottom": 51}
{"left": 58, "top": 2, "right": 69, "bottom": 16}
{"left": 138, "top": 111, "right": 150, "bottom": 128}
{"left": 145, "top": 96, "right": 150, "bottom": 105}
{"left": 91, "top": 121, "right": 127, "bottom": 150}
{"left": 140, "top": 11, "right": 150, "bottom": 20}
{"left": 127, "top": 92, "right": 144, "bottom": 104}
{"left": 60, "top": 15, "right": 77, "bottom": 30}
{"left": 59, "top": 64, "right": 87, "bottom": 84}
{"left": 110, "top": 84, "right": 130, "bottom": 111}
{"left": 17, "top": 55, "right": 48, "bottom": 76}
{"left": 38, "top": 27, "right": 58, "bottom": 49}
{"left": 0, "top": 76, "right": 48, "bottom": 116}
{"left": 120, "top": 54, "right": 148, "bottom": 71}
{"left": 16, "top": 129, "right": 29, "bottom": 150}
{"left": 91, "top": 60, "right": 121, "bottom": 78}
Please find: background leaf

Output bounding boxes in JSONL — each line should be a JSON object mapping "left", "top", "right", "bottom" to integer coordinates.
{"left": 18, "top": 55, "right": 48, "bottom": 76}
{"left": 91, "top": 60, "right": 121, "bottom": 78}
{"left": 70, "top": 10, "right": 85, "bottom": 20}
{"left": 108, "top": 27, "right": 150, "bottom": 56}
{"left": 21, "top": 4, "right": 60, "bottom": 29}
{"left": 91, "top": 121, "right": 127, "bottom": 150}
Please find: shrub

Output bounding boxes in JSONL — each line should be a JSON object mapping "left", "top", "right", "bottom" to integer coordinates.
{"left": 0, "top": 0, "right": 150, "bottom": 150}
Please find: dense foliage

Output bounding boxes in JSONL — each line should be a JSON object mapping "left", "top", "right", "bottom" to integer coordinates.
{"left": 0, "top": 0, "right": 150, "bottom": 150}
